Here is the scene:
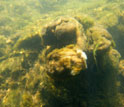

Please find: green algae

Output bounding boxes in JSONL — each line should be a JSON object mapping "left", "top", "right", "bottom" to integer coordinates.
{"left": 0, "top": 0, "right": 124, "bottom": 106}
{"left": 0, "top": 16, "right": 122, "bottom": 106}
{"left": 75, "top": 15, "right": 95, "bottom": 31}
{"left": 14, "top": 34, "right": 42, "bottom": 51}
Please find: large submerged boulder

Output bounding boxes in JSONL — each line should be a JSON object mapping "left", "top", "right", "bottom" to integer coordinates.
{"left": 42, "top": 17, "right": 87, "bottom": 51}
{"left": 41, "top": 17, "right": 88, "bottom": 80}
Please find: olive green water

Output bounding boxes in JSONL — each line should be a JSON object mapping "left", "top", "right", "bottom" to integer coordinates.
{"left": 0, "top": 0, "right": 124, "bottom": 107}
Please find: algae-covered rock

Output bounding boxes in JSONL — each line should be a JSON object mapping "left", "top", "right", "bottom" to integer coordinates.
{"left": 103, "top": 11, "right": 124, "bottom": 58}
{"left": 37, "top": 17, "right": 121, "bottom": 106}
{"left": 14, "top": 34, "right": 42, "bottom": 51}
{"left": 42, "top": 17, "right": 87, "bottom": 51}
{"left": 107, "top": 49, "right": 121, "bottom": 68}
{"left": 86, "top": 26, "right": 113, "bottom": 53}
{"left": 41, "top": 17, "right": 88, "bottom": 79}
{"left": 46, "top": 45, "right": 87, "bottom": 79}
{"left": 75, "top": 15, "right": 94, "bottom": 31}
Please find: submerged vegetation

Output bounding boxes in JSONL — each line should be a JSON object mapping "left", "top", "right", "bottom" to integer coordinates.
{"left": 0, "top": 0, "right": 124, "bottom": 107}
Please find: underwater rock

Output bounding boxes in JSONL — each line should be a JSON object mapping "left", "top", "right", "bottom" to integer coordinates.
{"left": 86, "top": 26, "right": 113, "bottom": 53}
{"left": 108, "top": 49, "right": 121, "bottom": 68}
{"left": 46, "top": 45, "right": 87, "bottom": 79}
{"left": 41, "top": 17, "right": 88, "bottom": 80}
{"left": 75, "top": 15, "right": 94, "bottom": 31}
{"left": 99, "top": 48, "right": 121, "bottom": 73}
{"left": 104, "top": 11, "right": 124, "bottom": 58}
{"left": 42, "top": 17, "right": 87, "bottom": 51}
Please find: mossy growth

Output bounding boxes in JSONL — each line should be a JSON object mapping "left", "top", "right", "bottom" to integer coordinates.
{"left": 46, "top": 44, "right": 87, "bottom": 79}
{"left": 21, "top": 92, "right": 34, "bottom": 107}
{"left": 0, "top": 36, "right": 7, "bottom": 57}
{"left": 103, "top": 49, "right": 121, "bottom": 70}
{"left": 14, "top": 34, "right": 42, "bottom": 51}
{"left": 0, "top": 35, "right": 13, "bottom": 60}
{"left": 106, "top": 11, "right": 124, "bottom": 58}
{"left": 75, "top": 15, "right": 94, "bottom": 31}
{"left": 2, "top": 89, "right": 22, "bottom": 107}
{"left": 86, "top": 26, "right": 113, "bottom": 52}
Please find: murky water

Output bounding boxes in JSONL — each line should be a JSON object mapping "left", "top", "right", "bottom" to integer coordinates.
{"left": 0, "top": 0, "right": 124, "bottom": 107}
